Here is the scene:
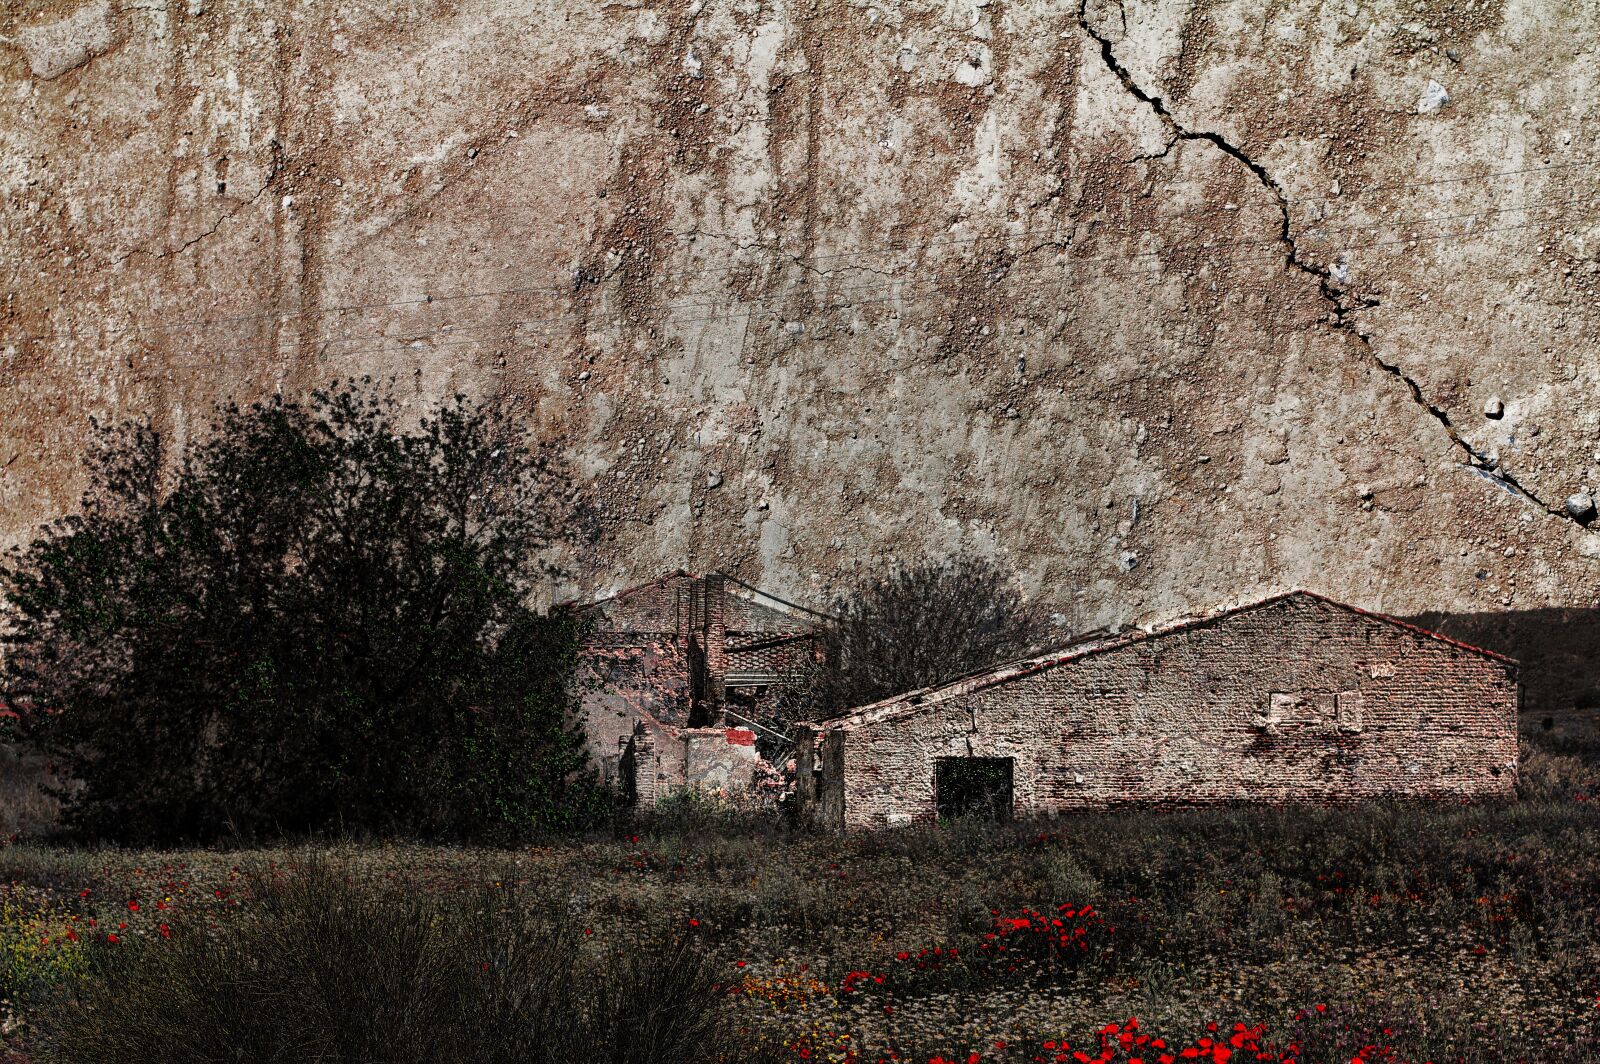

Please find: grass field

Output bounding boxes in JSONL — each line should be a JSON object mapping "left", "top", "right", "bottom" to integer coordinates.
{"left": 2, "top": 716, "right": 1599, "bottom": 1063}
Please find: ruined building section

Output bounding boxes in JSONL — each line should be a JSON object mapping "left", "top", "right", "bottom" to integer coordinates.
{"left": 575, "top": 572, "right": 824, "bottom": 803}
{"left": 794, "top": 591, "right": 1519, "bottom": 832}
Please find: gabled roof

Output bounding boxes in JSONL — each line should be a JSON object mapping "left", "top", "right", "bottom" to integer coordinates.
{"left": 721, "top": 573, "right": 837, "bottom": 623}
{"left": 572, "top": 570, "right": 833, "bottom": 624}
{"left": 572, "top": 569, "right": 693, "bottom": 612}
{"left": 805, "top": 589, "right": 1516, "bottom": 733}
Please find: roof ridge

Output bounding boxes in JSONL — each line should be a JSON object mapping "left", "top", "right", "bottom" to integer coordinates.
{"left": 806, "top": 588, "right": 1516, "bottom": 731}
{"left": 1288, "top": 589, "right": 1517, "bottom": 665}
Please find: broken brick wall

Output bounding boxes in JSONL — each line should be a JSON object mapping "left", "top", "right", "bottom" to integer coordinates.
{"left": 578, "top": 637, "right": 693, "bottom": 785}
{"left": 627, "top": 726, "right": 764, "bottom": 807}
{"left": 820, "top": 596, "right": 1518, "bottom": 831}
{"left": 682, "top": 726, "right": 761, "bottom": 795}
{"left": 578, "top": 574, "right": 821, "bottom": 791}
{"left": 0, "top": 745, "right": 61, "bottom": 839}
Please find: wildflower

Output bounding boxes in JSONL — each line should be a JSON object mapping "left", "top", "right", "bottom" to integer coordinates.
{"left": 128, "top": 900, "right": 139, "bottom": 912}
{"left": 106, "top": 933, "right": 120, "bottom": 944}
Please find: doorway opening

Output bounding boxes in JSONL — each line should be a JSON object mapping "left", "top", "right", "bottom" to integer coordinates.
{"left": 934, "top": 757, "right": 1014, "bottom": 822}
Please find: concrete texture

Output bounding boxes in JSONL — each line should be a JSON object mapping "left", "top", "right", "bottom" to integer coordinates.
{"left": 794, "top": 591, "right": 1520, "bottom": 831}
{"left": 4, "top": 0, "right": 1600, "bottom": 641}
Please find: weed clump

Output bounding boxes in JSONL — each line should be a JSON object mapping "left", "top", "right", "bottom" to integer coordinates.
{"left": 32, "top": 861, "right": 756, "bottom": 1064}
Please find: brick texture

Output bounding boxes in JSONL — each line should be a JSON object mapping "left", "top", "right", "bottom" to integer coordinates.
{"left": 796, "top": 592, "right": 1519, "bottom": 832}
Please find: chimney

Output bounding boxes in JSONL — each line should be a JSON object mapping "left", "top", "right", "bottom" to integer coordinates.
{"left": 702, "top": 574, "right": 729, "bottom": 721}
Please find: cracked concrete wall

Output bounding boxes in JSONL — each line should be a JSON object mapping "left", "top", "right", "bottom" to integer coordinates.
{"left": 4, "top": 0, "right": 1600, "bottom": 667}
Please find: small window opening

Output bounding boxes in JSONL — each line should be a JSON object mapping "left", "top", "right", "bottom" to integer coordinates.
{"left": 934, "top": 757, "right": 1014, "bottom": 822}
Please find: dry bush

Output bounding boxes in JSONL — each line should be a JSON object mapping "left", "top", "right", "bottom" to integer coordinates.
{"left": 32, "top": 860, "right": 766, "bottom": 1064}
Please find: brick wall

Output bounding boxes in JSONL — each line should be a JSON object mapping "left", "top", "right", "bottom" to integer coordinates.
{"left": 815, "top": 595, "right": 1518, "bottom": 831}
{"left": 726, "top": 634, "right": 815, "bottom": 678}
{"left": 587, "top": 574, "right": 692, "bottom": 634}
{"left": 577, "top": 640, "right": 692, "bottom": 783}
{"left": 682, "top": 727, "right": 761, "bottom": 794}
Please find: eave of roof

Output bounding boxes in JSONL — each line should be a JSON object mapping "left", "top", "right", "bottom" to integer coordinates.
{"left": 801, "top": 589, "right": 1517, "bottom": 733}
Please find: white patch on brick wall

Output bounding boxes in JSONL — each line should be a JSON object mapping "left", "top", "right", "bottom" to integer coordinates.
{"left": 1337, "top": 690, "right": 1365, "bottom": 732}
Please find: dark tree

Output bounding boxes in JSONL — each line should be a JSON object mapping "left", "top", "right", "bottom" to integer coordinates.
{"left": 784, "top": 555, "right": 1052, "bottom": 722}
{"left": 0, "top": 379, "right": 604, "bottom": 844}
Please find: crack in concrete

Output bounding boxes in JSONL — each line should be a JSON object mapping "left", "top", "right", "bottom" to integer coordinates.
{"left": 677, "top": 227, "right": 904, "bottom": 281}
{"left": 1075, "top": 0, "right": 1577, "bottom": 524}
{"left": 107, "top": 164, "right": 280, "bottom": 271}
{"left": 1127, "top": 134, "right": 1180, "bottom": 165}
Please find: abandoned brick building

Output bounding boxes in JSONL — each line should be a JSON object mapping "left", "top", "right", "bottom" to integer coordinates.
{"left": 793, "top": 590, "right": 1520, "bottom": 831}
{"left": 575, "top": 572, "right": 825, "bottom": 803}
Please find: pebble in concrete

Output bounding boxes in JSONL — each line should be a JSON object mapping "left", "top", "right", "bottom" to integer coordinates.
{"left": 1418, "top": 79, "right": 1451, "bottom": 114}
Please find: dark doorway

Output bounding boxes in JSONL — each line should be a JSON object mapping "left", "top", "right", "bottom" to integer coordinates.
{"left": 935, "top": 757, "right": 1014, "bottom": 822}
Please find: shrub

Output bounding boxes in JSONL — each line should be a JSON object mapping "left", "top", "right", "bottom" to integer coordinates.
{"left": 0, "top": 380, "right": 604, "bottom": 844}
{"left": 1034, "top": 847, "right": 1103, "bottom": 908}
{"left": 778, "top": 554, "right": 1052, "bottom": 722}
{"left": 638, "top": 788, "right": 791, "bottom": 842}
{"left": 33, "top": 861, "right": 756, "bottom": 1064}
